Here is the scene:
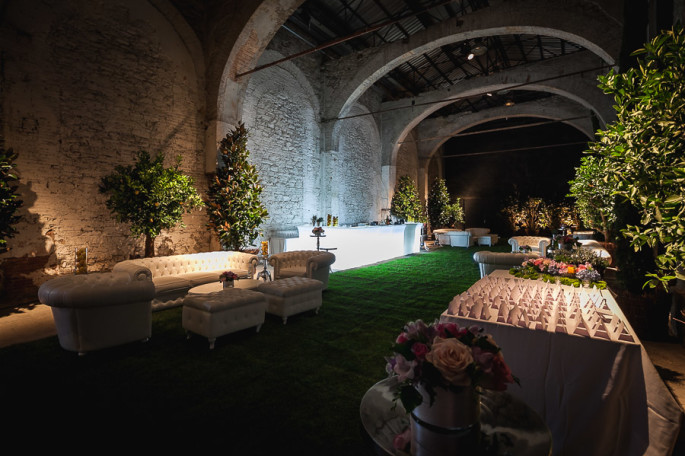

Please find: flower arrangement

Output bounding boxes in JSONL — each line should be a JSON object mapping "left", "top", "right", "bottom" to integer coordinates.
{"left": 510, "top": 255, "right": 607, "bottom": 288}
{"left": 312, "top": 226, "right": 324, "bottom": 236}
{"left": 219, "top": 271, "right": 239, "bottom": 282}
{"left": 385, "top": 319, "right": 517, "bottom": 413}
{"left": 518, "top": 245, "right": 532, "bottom": 253}
{"left": 260, "top": 240, "right": 269, "bottom": 257}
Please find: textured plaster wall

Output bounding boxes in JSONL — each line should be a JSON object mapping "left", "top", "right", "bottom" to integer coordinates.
{"left": 0, "top": 0, "right": 207, "bottom": 305}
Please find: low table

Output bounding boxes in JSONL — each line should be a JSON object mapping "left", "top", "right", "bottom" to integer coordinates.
{"left": 187, "top": 279, "right": 262, "bottom": 295}
{"left": 360, "top": 377, "right": 552, "bottom": 456}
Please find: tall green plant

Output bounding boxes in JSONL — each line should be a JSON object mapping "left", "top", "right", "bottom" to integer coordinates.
{"left": 0, "top": 147, "right": 23, "bottom": 254}
{"left": 568, "top": 155, "right": 616, "bottom": 241}
{"left": 99, "top": 151, "right": 203, "bottom": 257}
{"left": 206, "top": 122, "right": 268, "bottom": 251}
{"left": 390, "top": 175, "right": 425, "bottom": 222}
{"left": 426, "top": 177, "right": 450, "bottom": 230}
{"left": 444, "top": 199, "right": 465, "bottom": 228}
{"left": 588, "top": 25, "right": 685, "bottom": 287}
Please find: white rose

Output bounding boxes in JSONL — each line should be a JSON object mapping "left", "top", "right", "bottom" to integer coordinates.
{"left": 425, "top": 337, "right": 474, "bottom": 386}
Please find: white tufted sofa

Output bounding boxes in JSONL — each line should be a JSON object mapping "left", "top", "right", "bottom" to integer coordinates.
{"left": 38, "top": 271, "right": 155, "bottom": 354}
{"left": 508, "top": 236, "right": 551, "bottom": 257}
{"left": 268, "top": 250, "right": 336, "bottom": 289}
{"left": 113, "top": 251, "right": 259, "bottom": 311}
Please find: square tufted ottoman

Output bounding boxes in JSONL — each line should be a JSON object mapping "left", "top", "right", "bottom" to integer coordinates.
{"left": 256, "top": 277, "right": 324, "bottom": 324}
{"left": 182, "top": 288, "right": 267, "bottom": 349}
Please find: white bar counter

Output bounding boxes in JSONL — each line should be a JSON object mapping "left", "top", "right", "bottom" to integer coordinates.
{"left": 282, "top": 223, "right": 422, "bottom": 271}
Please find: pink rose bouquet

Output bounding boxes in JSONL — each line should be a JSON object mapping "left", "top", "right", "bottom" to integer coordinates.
{"left": 385, "top": 319, "right": 517, "bottom": 413}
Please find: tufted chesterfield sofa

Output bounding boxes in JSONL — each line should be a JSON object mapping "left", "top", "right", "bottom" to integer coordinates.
{"left": 113, "top": 251, "right": 259, "bottom": 311}
{"left": 508, "top": 236, "right": 551, "bottom": 257}
{"left": 38, "top": 271, "right": 155, "bottom": 354}
{"left": 268, "top": 250, "right": 336, "bottom": 290}
{"left": 472, "top": 251, "right": 540, "bottom": 279}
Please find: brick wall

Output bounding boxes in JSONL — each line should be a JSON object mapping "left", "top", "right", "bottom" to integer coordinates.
{"left": 0, "top": 0, "right": 208, "bottom": 306}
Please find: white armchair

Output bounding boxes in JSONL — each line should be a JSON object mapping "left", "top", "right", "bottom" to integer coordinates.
{"left": 268, "top": 250, "right": 336, "bottom": 289}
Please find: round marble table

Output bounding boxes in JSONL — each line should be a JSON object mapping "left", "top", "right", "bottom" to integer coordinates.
{"left": 187, "top": 279, "right": 262, "bottom": 295}
{"left": 360, "top": 377, "right": 552, "bottom": 455}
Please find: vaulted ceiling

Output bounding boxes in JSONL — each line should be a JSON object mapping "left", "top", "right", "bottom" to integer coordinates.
{"left": 284, "top": 0, "right": 586, "bottom": 114}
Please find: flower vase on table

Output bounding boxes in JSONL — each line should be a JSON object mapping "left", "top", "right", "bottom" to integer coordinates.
{"left": 219, "top": 271, "right": 239, "bottom": 289}
{"left": 385, "top": 319, "right": 517, "bottom": 456}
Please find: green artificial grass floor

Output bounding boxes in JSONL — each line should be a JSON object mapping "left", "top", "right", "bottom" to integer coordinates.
{"left": 1, "top": 244, "right": 509, "bottom": 454}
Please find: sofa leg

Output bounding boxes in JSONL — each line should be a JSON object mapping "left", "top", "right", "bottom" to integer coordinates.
{"left": 256, "top": 324, "right": 262, "bottom": 333}
{"left": 282, "top": 316, "right": 288, "bottom": 324}
{"left": 208, "top": 338, "right": 216, "bottom": 350}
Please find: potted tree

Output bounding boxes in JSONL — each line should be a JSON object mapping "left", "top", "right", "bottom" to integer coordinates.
{"left": 0, "top": 147, "right": 23, "bottom": 294}
{"left": 427, "top": 177, "right": 450, "bottom": 234}
{"left": 206, "top": 122, "right": 268, "bottom": 251}
{"left": 390, "top": 175, "right": 425, "bottom": 223}
{"left": 583, "top": 26, "right": 685, "bottom": 340}
{"left": 0, "top": 147, "right": 22, "bottom": 255}
{"left": 99, "top": 150, "right": 203, "bottom": 257}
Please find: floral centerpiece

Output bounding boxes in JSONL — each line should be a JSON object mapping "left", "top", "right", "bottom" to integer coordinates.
{"left": 312, "top": 226, "right": 324, "bottom": 236}
{"left": 510, "top": 250, "right": 608, "bottom": 288}
{"left": 219, "top": 271, "right": 239, "bottom": 288}
{"left": 386, "top": 319, "right": 516, "bottom": 413}
{"left": 387, "top": 320, "right": 517, "bottom": 454}
{"left": 518, "top": 245, "right": 532, "bottom": 254}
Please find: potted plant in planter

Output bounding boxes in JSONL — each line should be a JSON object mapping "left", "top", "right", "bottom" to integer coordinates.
{"left": 99, "top": 150, "right": 203, "bottom": 258}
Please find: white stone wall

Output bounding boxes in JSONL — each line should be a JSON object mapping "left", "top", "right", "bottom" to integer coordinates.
{"left": 332, "top": 105, "right": 384, "bottom": 224}
{"left": 0, "top": 0, "right": 207, "bottom": 304}
{"left": 242, "top": 50, "right": 321, "bottom": 234}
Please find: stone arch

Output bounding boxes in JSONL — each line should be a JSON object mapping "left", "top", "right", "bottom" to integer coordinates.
{"left": 418, "top": 97, "right": 596, "bottom": 164}
{"left": 384, "top": 51, "right": 613, "bottom": 172}
{"left": 205, "top": 0, "right": 305, "bottom": 172}
{"left": 324, "top": 0, "right": 622, "bottom": 123}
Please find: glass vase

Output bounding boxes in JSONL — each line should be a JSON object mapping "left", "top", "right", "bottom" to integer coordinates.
{"left": 223, "top": 280, "right": 234, "bottom": 289}
{"left": 74, "top": 247, "right": 88, "bottom": 275}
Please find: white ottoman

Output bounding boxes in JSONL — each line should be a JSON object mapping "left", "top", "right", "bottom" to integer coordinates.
{"left": 37, "top": 272, "right": 155, "bottom": 355}
{"left": 256, "top": 277, "right": 324, "bottom": 324}
{"left": 182, "top": 288, "right": 267, "bottom": 349}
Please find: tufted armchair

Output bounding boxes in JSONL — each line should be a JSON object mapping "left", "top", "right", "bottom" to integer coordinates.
{"left": 473, "top": 251, "right": 539, "bottom": 278}
{"left": 268, "top": 250, "right": 336, "bottom": 290}
{"left": 113, "top": 251, "right": 259, "bottom": 310}
{"left": 508, "top": 236, "right": 551, "bottom": 257}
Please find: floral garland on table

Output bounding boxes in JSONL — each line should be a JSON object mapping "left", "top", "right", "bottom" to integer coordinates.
{"left": 219, "top": 271, "right": 239, "bottom": 283}
{"left": 510, "top": 255, "right": 608, "bottom": 288}
{"left": 385, "top": 319, "right": 517, "bottom": 415}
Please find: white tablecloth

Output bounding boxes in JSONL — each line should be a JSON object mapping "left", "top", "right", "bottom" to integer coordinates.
{"left": 440, "top": 270, "right": 683, "bottom": 455}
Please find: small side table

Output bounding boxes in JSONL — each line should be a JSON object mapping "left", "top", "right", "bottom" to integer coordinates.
{"left": 256, "top": 254, "right": 272, "bottom": 282}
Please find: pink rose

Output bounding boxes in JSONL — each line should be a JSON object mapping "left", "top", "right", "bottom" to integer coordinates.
{"left": 425, "top": 337, "right": 473, "bottom": 386}
{"left": 393, "top": 354, "right": 417, "bottom": 382}
{"left": 396, "top": 333, "right": 408, "bottom": 344}
{"left": 479, "top": 353, "right": 514, "bottom": 391}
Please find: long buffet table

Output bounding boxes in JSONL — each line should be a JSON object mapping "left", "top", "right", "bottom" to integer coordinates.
{"left": 281, "top": 223, "right": 422, "bottom": 270}
{"left": 441, "top": 270, "right": 683, "bottom": 456}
